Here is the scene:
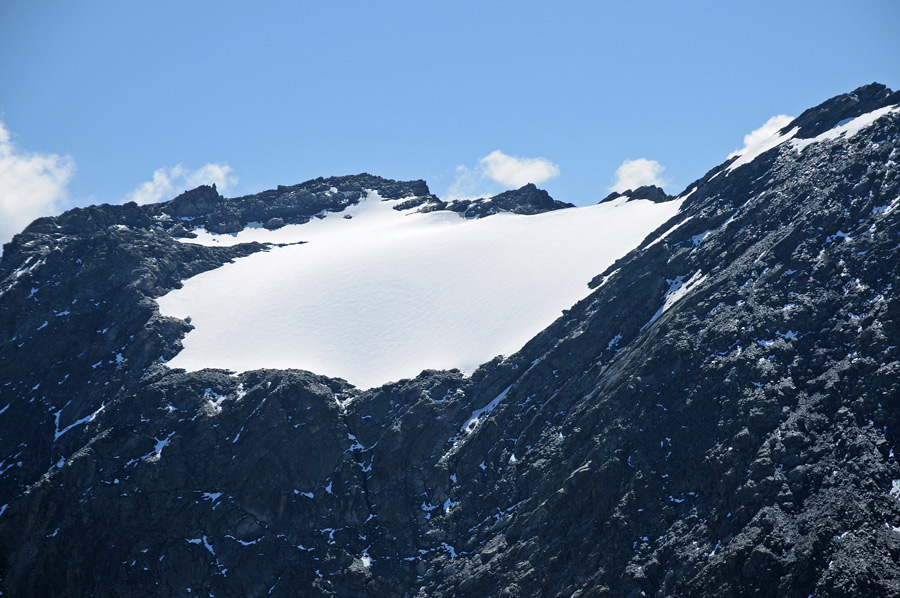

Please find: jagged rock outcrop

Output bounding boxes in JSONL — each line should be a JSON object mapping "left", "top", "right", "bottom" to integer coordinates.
{"left": 395, "top": 183, "right": 574, "bottom": 218}
{"left": 444, "top": 183, "right": 575, "bottom": 218}
{"left": 1, "top": 84, "right": 899, "bottom": 597}
{"left": 600, "top": 184, "right": 673, "bottom": 204}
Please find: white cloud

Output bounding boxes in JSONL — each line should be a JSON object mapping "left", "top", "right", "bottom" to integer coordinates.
{"left": 0, "top": 120, "right": 75, "bottom": 250}
{"left": 126, "top": 162, "right": 237, "bottom": 205}
{"left": 728, "top": 114, "right": 794, "bottom": 160}
{"left": 610, "top": 158, "right": 666, "bottom": 193}
{"left": 446, "top": 150, "right": 560, "bottom": 200}
{"left": 479, "top": 150, "right": 560, "bottom": 188}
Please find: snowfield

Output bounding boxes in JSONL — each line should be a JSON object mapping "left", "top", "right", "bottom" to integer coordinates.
{"left": 157, "top": 192, "right": 682, "bottom": 389}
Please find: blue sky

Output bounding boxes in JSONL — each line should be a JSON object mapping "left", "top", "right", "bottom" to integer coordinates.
{"left": 1, "top": 1, "right": 898, "bottom": 245}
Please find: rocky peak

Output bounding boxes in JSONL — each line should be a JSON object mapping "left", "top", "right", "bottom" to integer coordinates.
{"left": 443, "top": 183, "right": 574, "bottom": 219}
{"left": 600, "top": 184, "right": 673, "bottom": 204}
{"left": 785, "top": 82, "right": 899, "bottom": 139}
{"left": 392, "top": 182, "right": 572, "bottom": 219}
{"left": 481, "top": 182, "right": 568, "bottom": 212}
{"left": 163, "top": 184, "right": 223, "bottom": 219}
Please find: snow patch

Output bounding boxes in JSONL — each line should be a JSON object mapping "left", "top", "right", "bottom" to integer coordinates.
{"left": 54, "top": 403, "right": 105, "bottom": 441}
{"left": 440, "top": 542, "right": 458, "bottom": 559}
{"left": 461, "top": 385, "right": 511, "bottom": 434}
{"left": 690, "top": 229, "right": 713, "bottom": 248}
{"left": 204, "top": 389, "right": 227, "bottom": 414}
{"left": 791, "top": 104, "right": 900, "bottom": 152}
{"left": 873, "top": 196, "right": 900, "bottom": 216}
{"left": 201, "top": 491, "right": 222, "bottom": 505}
{"left": 606, "top": 334, "right": 622, "bottom": 351}
{"left": 128, "top": 431, "right": 176, "bottom": 466}
{"left": 643, "top": 271, "right": 708, "bottom": 330}
{"left": 158, "top": 192, "right": 682, "bottom": 389}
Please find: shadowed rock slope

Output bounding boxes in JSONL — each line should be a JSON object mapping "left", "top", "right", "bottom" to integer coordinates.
{"left": 1, "top": 83, "right": 900, "bottom": 597}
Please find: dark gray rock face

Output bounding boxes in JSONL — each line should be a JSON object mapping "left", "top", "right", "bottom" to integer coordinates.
{"left": 263, "top": 217, "right": 284, "bottom": 230}
{"left": 600, "top": 185, "right": 673, "bottom": 204}
{"left": 395, "top": 183, "right": 575, "bottom": 218}
{"left": 1, "top": 84, "right": 900, "bottom": 597}
{"left": 444, "top": 183, "right": 575, "bottom": 218}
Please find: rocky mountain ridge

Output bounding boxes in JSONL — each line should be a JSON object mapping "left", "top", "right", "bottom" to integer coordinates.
{"left": 1, "top": 82, "right": 899, "bottom": 596}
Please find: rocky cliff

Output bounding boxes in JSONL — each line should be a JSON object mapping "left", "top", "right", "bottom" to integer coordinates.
{"left": 1, "top": 83, "right": 899, "bottom": 597}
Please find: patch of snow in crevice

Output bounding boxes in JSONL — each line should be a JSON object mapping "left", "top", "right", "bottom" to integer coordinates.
{"left": 678, "top": 187, "right": 697, "bottom": 201}
{"left": 225, "top": 534, "right": 265, "bottom": 546}
{"left": 443, "top": 497, "right": 456, "bottom": 513}
{"left": 347, "top": 433, "right": 365, "bottom": 451}
{"left": 231, "top": 396, "right": 267, "bottom": 444}
{"left": 225, "top": 534, "right": 263, "bottom": 546}
{"left": 201, "top": 492, "right": 223, "bottom": 509}
{"left": 873, "top": 196, "right": 900, "bottom": 217}
{"left": 606, "top": 334, "right": 622, "bottom": 351}
{"left": 594, "top": 269, "right": 620, "bottom": 290}
{"left": 825, "top": 230, "right": 852, "bottom": 244}
{"left": 642, "top": 271, "right": 708, "bottom": 331}
{"left": 690, "top": 229, "right": 713, "bottom": 248}
{"left": 204, "top": 388, "right": 228, "bottom": 414}
{"left": 440, "top": 542, "right": 458, "bottom": 558}
{"left": 54, "top": 403, "right": 105, "bottom": 441}
{"left": 461, "top": 385, "right": 511, "bottom": 435}
{"left": 131, "top": 431, "right": 175, "bottom": 465}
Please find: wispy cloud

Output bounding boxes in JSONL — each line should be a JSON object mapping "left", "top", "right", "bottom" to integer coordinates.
{"left": 446, "top": 150, "right": 560, "bottom": 200}
{"left": 0, "top": 120, "right": 75, "bottom": 250}
{"left": 446, "top": 164, "right": 489, "bottom": 200}
{"left": 610, "top": 158, "right": 666, "bottom": 193}
{"left": 126, "top": 163, "right": 237, "bottom": 205}
{"left": 728, "top": 114, "right": 794, "bottom": 160}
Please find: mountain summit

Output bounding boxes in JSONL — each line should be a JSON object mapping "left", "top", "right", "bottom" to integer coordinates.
{"left": 1, "top": 84, "right": 899, "bottom": 596}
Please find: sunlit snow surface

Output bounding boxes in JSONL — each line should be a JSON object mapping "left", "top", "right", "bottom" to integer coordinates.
{"left": 157, "top": 193, "right": 682, "bottom": 389}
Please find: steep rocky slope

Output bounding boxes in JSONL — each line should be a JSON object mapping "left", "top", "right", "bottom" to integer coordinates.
{"left": 1, "top": 83, "right": 899, "bottom": 597}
